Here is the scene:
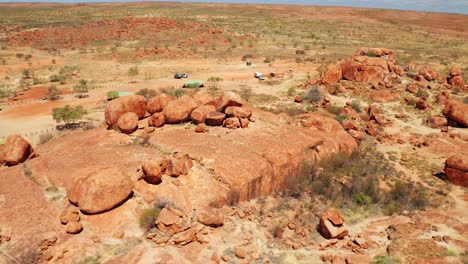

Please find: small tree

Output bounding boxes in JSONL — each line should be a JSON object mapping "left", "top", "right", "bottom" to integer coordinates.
{"left": 73, "top": 79, "right": 89, "bottom": 95}
{"left": 136, "top": 88, "right": 157, "bottom": 100}
{"left": 47, "top": 85, "right": 60, "bottom": 101}
{"left": 52, "top": 105, "right": 87, "bottom": 126}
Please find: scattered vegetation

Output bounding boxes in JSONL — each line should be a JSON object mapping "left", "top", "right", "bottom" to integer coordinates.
{"left": 285, "top": 140, "right": 430, "bottom": 215}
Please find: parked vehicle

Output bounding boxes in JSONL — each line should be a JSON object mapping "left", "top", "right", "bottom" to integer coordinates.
{"left": 174, "top": 73, "right": 188, "bottom": 79}
{"left": 254, "top": 72, "right": 265, "bottom": 80}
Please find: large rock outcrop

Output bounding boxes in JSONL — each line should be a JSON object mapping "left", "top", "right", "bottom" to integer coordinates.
{"left": 442, "top": 100, "right": 468, "bottom": 127}
{"left": 68, "top": 166, "right": 134, "bottom": 214}
{"left": 322, "top": 48, "right": 399, "bottom": 85}
{"left": 444, "top": 154, "right": 468, "bottom": 187}
{"left": 105, "top": 95, "right": 147, "bottom": 127}
{"left": 0, "top": 135, "right": 35, "bottom": 166}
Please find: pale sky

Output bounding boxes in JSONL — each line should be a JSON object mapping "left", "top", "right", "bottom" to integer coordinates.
{"left": 0, "top": 0, "right": 467, "bottom": 14}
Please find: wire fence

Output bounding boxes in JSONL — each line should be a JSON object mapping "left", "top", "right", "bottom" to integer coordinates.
{"left": 0, "top": 126, "right": 58, "bottom": 141}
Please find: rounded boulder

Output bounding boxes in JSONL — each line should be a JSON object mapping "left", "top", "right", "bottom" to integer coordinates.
{"left": 163, "top": 95, "right": 198, "bottom": 124}
{"left": 1, "top": 135, "right": 34, "bottom": 166}
{"left": 68, "top": 166, "right": 134, "bottom": 214}
{"left": 147, "top": 94, "right": 174, "bottom": 114}
{"left": 148, "top": 112, "right": 166, "bottom": 128}
{"left": 191, "top": 105, "right": 216, "bottom": 124}
{"left": 117, "top": 112, "right": 139, "bottom": 134}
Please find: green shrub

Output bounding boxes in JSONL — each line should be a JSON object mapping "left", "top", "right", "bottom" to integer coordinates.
{"left": 22, "top": 69, "right": 31, "bottom": 79}
{"left": 373, "top": 254, "right": 399, "bottom": 264}
{"left": 128, "top": 66, "right": 139, "bottom": 77}
{"left": 166, "top": 88, "right": 185, "bottom": 98}
{"left": 107, "top": 91, "right": 119, "bottom": 100}
{"left": 302, "top": 85, "right": 323, "bottom": 103}
{"left": 367, "top": 51, "right": 378, "bottom": 57}
{"left": 351, "top": 100, "right": 362, "bottom": 113}
{"left": 73, "top": 79, "right": 89, "bottom": 94}
{"left": 326, "top": 105, "right": 342, "bottom": 115}
{"left": 139, "top": 207, "right": 160, "bottom": 231}
{"left": 415, "top": 90, "right": 429, "bottom": 98}
{"left": 49, "top": 74, "right": 65, "bottom": 84}
{"left": 136, "top": 88, "right": 157, "bottom": 100}
{"left": 335, "top": 114, "right": 348, "bottom": 123}
{"left": 287, "top": 86, "right": 296, "bottom": 96}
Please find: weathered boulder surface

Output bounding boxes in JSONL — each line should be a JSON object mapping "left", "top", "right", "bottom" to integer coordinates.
{"left": 148, "top": 112, "right": 166, "bottom": 128}
{"left": 191, "top": 105, "right": 216, "bottom": 124}
{"left": 105, "top": 95, "right": 147, "bottom": 127}
{"left": 197, "top": 206, "right": 224, "bottom": 227}
{"left": 205, "top": 111, "right": 226, "bottom": 126}
{"left": 68, "top": 166, "right": 134, "bottom": 214}
{"left": 443, "top": 100, "right": 468, "bottom": 127}
{"left": 215, "top": 92, "right": 243, "bottom": 112}
{"left": 117, "top": 112, "right": 139, "bottom": 134}
{"left": 319, "top": 208, "right": 348, "bottom": 239}
{"left": 163, "top": 95, "right": 198, "bottom": 123}
{"left": 444, "top": 154, "right": 468, "bottom": 187}
{"left": 147, "top": 94, "right": 174, "bottom": 114}
{"left": 142, "top": 160, "right": 167, "bottom": 184}
{"left": 0, "top": 135, "right": 35, "bottom": 166}
{"left": 225, "top": 106, "right": 252, "bottom": 119}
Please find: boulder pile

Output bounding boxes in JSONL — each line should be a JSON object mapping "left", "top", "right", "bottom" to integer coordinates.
{"left": 0, "top": 135, "right": 35, "bottom": 166}
{"left": 105, "top": 92, "right": 252, "bottom": 134}
{"left": 147, "top": 205, "right": 224, "bottom": 246}
{"left": 322, "top": 48, "right": 401, "bottom": 85}
{"left": 147, "top": 91, "right": 252, "bottom": 131}
{"left": 142, "top": 153, "right": 193, "bottom": 184}
{"left": 447, "top": 66, "right": 465, "bottom": 89}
